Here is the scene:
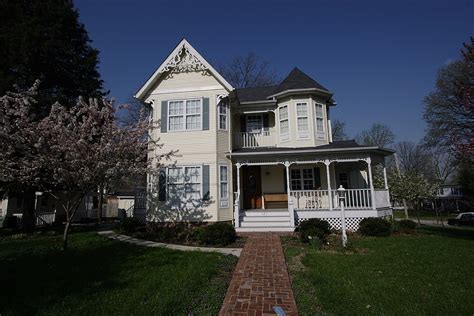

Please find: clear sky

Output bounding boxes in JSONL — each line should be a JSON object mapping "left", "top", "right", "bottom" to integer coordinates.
{"left": 75, "top": 0, "right": 473, "bottom": 143}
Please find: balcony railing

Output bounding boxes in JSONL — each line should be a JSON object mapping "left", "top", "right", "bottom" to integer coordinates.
{"left": 234, "top": 131, "right": 277, "bottom": 148}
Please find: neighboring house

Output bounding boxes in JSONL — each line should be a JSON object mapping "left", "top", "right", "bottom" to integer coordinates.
{"left": 436, "top": 184, "right": 464, "bottom": 212}
{"left": 135, "top": 39, "right": 394, "bottom": 232}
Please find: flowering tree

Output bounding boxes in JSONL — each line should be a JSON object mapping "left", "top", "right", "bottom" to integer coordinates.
{"left": 389, "top": 173, "right": 439, "bottom": 224}
{"left": 0, "top": 82, "right": 172, "bottom": 249}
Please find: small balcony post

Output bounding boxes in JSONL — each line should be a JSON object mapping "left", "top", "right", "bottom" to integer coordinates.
{"left": 284, "top": 161, "right": 295, "bottom": 227}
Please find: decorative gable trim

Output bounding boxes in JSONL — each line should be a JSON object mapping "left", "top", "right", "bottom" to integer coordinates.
{"left": 135, "top": 39, "right": 233, "bottom": 101}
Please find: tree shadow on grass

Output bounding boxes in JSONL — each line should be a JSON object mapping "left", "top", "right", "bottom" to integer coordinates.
{"left": 0, "top": 231, "right": 232, "bottom": 315}
{"left": 418, "top": 225, "right": 474, "bottom": 240}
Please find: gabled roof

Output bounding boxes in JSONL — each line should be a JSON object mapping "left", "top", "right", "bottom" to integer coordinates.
{"left": 234, "top": 67, "right": 332, "bottom": 104}
{"left": 135, "top": 39, "right": 233, "bottom": 101}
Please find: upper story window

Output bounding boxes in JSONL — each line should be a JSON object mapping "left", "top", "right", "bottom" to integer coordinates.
{"left": 315, "top": 103, "right": 325, "bottom": 139}
{"left": 218, "top": 102, "right": 228, "bottom": 131}
{"left": 168, "top": 99, "right": 202, "bottom": 132}
{"left": 247, "top": 115, "right": 263, "bottom": 133}
{"left": 279, "top": 105, "right": 289, "bottom": 141}
{"left": 296, "top": 102, "right": 309, "bottom": 139}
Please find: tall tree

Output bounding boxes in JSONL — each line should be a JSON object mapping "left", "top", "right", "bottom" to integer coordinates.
{"left": 0, "top": 0, "right": 104, "bottom": 111}
{"left": 218, "top": 52, "right": 278, "bottom": 88}
{"left": 356, "top": 123, "right": 395, "bottom": 147}
{"left": 331, "top": 119, "right": 348, "bottom": 141}
{"left": 423, "top": 37, "right": 474, "bottom": 160}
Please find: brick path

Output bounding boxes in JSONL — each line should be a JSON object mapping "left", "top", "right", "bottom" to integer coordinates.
{"left": 219, "top": 233, "right": 298, "bottom": 316}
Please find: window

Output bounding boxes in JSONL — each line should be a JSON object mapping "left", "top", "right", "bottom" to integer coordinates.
{"left": 246, "top": 115, "right": 263, "bottom": 133}
{"left": 296, "top": 102, "right": 309, "bottom": 138}
{"left": 168, "top": 99, "right": 202, "bottom": 131}
{"left": 279, "top": 105, "right": 289, "bottom": 141}
{"left": 219, "top": 165, "right": 229, "bottom": 208}
{"left": 315, "top": 103, "right": 325, "bottom": 139}
{"left": 218, "top": 102, "right": 228, "bottom": 131}
{"left": 290, "top": 168, "right": 314, "bottom": 190}
{"left": 167, "top": 166, "right": 202, "bottom": 201}
{"left": 339, "top": 173, "right": 349, "bottom": 189}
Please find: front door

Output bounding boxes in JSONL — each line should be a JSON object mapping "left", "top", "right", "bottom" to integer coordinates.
{"left": 243, "top": 166, "right": 262, "bottom": 209}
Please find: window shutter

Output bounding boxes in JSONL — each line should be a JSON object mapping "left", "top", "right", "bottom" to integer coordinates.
{"left": 158, "top": 168, "right": 167, "bottom": 201}
{"left": 263, "top": 113, "right": 269, "bottom": 129}
{"left": 314, "top": 167, "right": 321, "bottom": 189}
{"left": 161, "top": 101, "right": 168, "bottom": 133}
{"left": 202, "top": 98, "right": 209, "bottom": 130}
{"left": 202, "top": 165, "right": 210, "bottom": 200}
{"left": 240, "top": 115, "right": 247, "bottom": 133}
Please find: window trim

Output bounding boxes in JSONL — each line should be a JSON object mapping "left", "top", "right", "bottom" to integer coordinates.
{"left": 218, "top": 101, "right": 228, "bottom": 131}
{"left": 314, "top": 102, "right": 325, "bottom": 140}
{"left": 246, "top": 114, "right": 264, "bottom": 134}
{"left": 296, "top": 102, "right": 309, "bottom": 139}
{"left": 166, "top": 165, "right": 203, "bottom": 201}
{"left": 219, "top": 164, "right": 229, "bottom": 208}
{"left": 167, "top": 98, "right": 203, "bottom": 132}
{"left": 278, "top": 104, "right": 290, "bottom": 142}
{"left": 290, "top": 167, "right": 314, "bottom": 191}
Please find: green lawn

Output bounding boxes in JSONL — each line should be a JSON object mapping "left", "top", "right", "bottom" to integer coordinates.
{"left": 283, "top": 227, "right": 474, "bottom": 316}
{"left": 0, "top": 230, "right": 237, "bottom": 315}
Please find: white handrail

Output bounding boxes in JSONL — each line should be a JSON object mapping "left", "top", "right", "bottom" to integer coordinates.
{"left": 290, "top": 189, "right": 377, "bottom": 210}
{"left": 234, "top": 131, "right": 276, "bottom": 148}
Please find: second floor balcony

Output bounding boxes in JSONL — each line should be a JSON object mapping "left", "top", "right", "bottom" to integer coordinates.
{"left": 234, "top": 129, "right": 277, "bottom": 149}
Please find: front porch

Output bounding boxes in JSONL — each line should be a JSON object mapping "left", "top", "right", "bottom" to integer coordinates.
{"left": 232, "top": 150, "right": 393, "bottom": 232}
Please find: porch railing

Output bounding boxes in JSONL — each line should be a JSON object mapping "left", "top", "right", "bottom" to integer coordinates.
{"left": 234, "top": 131, "right": 277, "bottom": 148}
{"left": 36, "top": 211, "right": 56, "bottom": 226}
{"left": 291, "top": 189, "right": 376, "bottom": 210}
{"left": 333, "top": 189, "right": 372, "bottom": 209}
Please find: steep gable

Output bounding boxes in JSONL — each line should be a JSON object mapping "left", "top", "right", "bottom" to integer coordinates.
{"left": 135, "top": 39, "right": 233, "bottom": 102}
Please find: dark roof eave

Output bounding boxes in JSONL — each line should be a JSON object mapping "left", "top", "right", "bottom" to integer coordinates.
{"left": 267, "top": 88, "right": 333, "bottom": 99}
{"left": 227, "top": 146, "right": 395, "bottom": 158}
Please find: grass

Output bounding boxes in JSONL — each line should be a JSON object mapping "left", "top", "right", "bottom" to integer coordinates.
{"left": 283, "top": 227, "right": 474, "bottom": 316}
{"left": 0, "top": 229, "right": 237, "bottom": 315}
{"left": 393, "top": 209, "right": 456, "bottom": 221}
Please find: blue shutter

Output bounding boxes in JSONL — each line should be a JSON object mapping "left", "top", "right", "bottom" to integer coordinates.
{"left": 161, "top": 101, "right": 168, "bottom": 133}
{"left": 202, "top": 165, "right": 210, "bottom": 200}
{"left": 202, "top": 98, "right": 209, "bottom": 130}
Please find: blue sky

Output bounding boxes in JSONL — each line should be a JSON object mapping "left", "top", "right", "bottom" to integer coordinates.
{"left": 75, "top": 0, "right": 473, "bottom": 143}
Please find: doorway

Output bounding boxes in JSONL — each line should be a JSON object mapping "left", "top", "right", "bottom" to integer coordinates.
{"left": 242, "top": 166, "right": 262, "bottom": 209}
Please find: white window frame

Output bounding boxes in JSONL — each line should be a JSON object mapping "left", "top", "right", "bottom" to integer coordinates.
{"left": 246, "top": 114, "right": 264, "bottom": 134}
{"left": 290, "top": 167, "right": 314, "bottom": 191}
{"left": 296, "top": 102, "right": 309, "bottom": 139}
{"left": 315, "top": 102, "right": 325, "bottom": 140}
{"left": 218, "top": 101, "right": 228, "bottom": 131}
{"left": 167, "top": 98, "right": 203, "bottom": 132}
{"left": 219, "top": 164, "right": 229, "bottom": 208}
{"left": 166, "top": 166, "right": 203, "bottom": 202}
{"left": 278, "top": 105, "right": 289, "bottom": 142}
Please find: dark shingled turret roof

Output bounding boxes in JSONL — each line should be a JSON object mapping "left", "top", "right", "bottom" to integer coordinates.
{"left": 235, "top": 67, "right": 331, "bottom": 103}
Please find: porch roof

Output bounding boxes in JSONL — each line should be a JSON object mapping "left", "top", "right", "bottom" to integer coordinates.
{"left": 228, "top": 140, "right": 394, "bottom": 158}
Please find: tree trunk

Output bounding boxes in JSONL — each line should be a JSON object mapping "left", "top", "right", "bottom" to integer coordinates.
{"left": 417, "top": 201, "right": 421, "bottom": 226}
{"left": 97, "top": 185, "right": 103, "bottom": 223}
{"left": 403, "top": 199, "right": 409, "bottom": 220}
{"left": 440, "top": 200, "right": 445, "bottom": 227}
{"left": 62, "top": 218, "right": 72, "bottom": 251}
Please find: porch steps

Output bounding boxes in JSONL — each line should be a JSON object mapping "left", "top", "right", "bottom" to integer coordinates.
{"left": 238, "top": 208, "right": 294, "bottom": 231}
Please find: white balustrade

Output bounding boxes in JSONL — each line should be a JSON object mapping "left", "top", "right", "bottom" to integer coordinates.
{"left": 291, "top": 189, "right": 379, "bottom": 210}
{"left": 234, "top": 131, "right": 277, "bottom": 148}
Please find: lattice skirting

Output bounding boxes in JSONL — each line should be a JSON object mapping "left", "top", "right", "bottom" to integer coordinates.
{"left": 296, "top": 216, "right": 366, "bottom": 231}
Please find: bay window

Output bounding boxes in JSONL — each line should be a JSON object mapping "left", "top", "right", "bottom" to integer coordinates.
{"left": 279, "top": 105, "right": 289, "bottom": 141}
{"left": 296, "top": 102, "right": 309, "bottom": 138}
{"left": 315, "top": 103, "right": 325, "bottom": 139}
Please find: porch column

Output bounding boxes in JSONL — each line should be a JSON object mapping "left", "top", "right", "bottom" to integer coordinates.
{"left": 383, "top": 165, "right": 391, "bottom": 207}
{"left": 284, "top": 161, "right": 295, "bottom": 227}
{"left": 367, "top": 158, "right": 376, "bottom": 210}
{"left": 234, "top": 163, "right": 242, "bottom": 228}
{"left": 325, "top": 160, "right": 333, "bottom": 210}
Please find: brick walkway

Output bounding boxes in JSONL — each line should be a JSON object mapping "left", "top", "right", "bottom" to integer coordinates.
{"left": 219, "top": 233, "right": 298, "bottom": 316}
